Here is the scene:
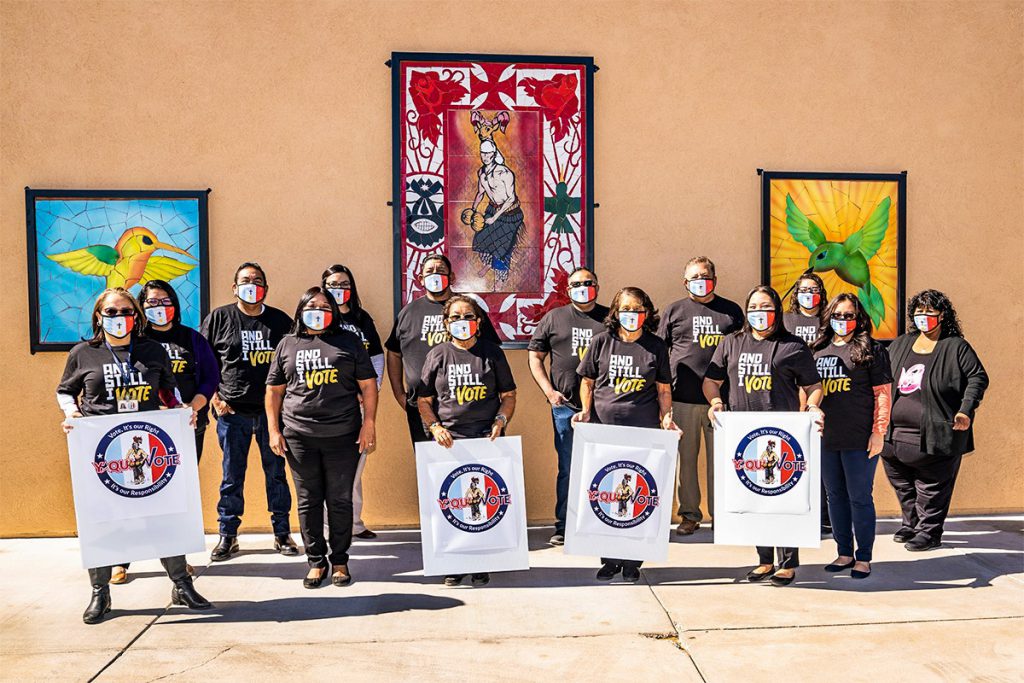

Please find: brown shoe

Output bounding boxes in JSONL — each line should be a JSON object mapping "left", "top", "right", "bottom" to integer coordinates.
{"left": 675, "top": 520, "right": 700, "bottom": 536}
{"left": 332, "top": 564, "right": 352, "bottom": 587}
{"left": 110, "top": 566, "right": 128, "bottom": 584}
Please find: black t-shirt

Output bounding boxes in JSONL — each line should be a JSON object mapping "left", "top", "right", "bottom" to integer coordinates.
{"left": 147, "top": 325, "right": 199, "bottom": 403}
{"left": 418, "top": 340, "right": 516, "bottom": 439}
{"left": 814, "top": 341, "right": 892, "bottom": 450}
{"left": 57, "top": 338, "right": 176, "bottom": 416}
{"left": 891, "top": 349, "right": 933, "bottom": 443}
{"left": 385, "top": 295, "right": 500, "bottom": 405}
{"left": 527, "top": 303, "right": 609, "bottom": 408}
{"left": 659, "top": 296, "right": 744, "bottom": 404}
{"left": 577, "top": 330, "right": 671, "bottom": 429}
{"left": 201, "top": 303, "right": 292, "bottom": 414}
{"left": 266, "top": 332, "right": 376, "bottom": 437}
{"left": 338, "top": 309, "right": 384, "bottom": 357}
{"left": 784, "top": 311, "right": 824, "bottom": 345}
{"left": 705, "top": 332, "right": 821, "bottom": 412}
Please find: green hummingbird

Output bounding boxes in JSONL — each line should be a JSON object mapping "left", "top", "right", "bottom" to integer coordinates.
{"left": 785, "top": 194, "right": 891, "bottom": 328}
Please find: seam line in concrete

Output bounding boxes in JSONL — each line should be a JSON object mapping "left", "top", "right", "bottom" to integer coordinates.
{"left": 644, "top": 572, "right": 709, "bottom": 682}
{"left": 681, "top": 614, "right": 1024, "bottom": 634}
{"left": 88, "top": 609, "right": 169, "bottom": 682}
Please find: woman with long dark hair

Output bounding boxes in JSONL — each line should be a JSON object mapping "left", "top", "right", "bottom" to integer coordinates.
{"left": 785, "top": 273, "right": 829, "bottom": 345}
{"left": 57, "top": 288, "right": 211, "bottom": 623}
{"left": 322, "top": 264, "right": 385, "bottom": 539}
{"left": 418, "top": 294, "right": 517, "bottom": 588}
{"left": 266, "top": 287, "right": 378, "bottom": 588}
{"left": 810, "top": 294, "right": 892, "bottom": 579}
{"left": 883, "top": 290, "right": 987, "bottom": 551}
{"left": 574, "top": 286, "right": 678, "bottom": 583}
{"left": 703, "top": 285, "right": 824, "bottom": 587}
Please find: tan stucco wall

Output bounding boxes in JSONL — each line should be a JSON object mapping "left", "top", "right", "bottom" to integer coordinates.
{"left": 2, "top": 0, "right": 1022, "bottom": 537}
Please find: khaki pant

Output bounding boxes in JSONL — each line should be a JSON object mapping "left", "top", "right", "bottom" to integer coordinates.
{"left": 674, "top": 401, "right": 714, "bottom": 522}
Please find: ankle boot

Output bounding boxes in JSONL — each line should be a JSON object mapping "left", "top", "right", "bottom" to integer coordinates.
{"left": 83, "top": 585, "right": 111, "bottom": 624}
{"left": 171, "top": 578, "right": 213, "bottom": 610}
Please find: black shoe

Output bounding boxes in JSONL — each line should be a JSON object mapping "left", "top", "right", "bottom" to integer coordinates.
{"left": 471, "top": 573, "right": 490, "bottom": 586}
{"left": 82, "top": 586, "right": 111, "bottom": 624}
{"left": 354, "top": 529, "right": 378, "bottom": 540}
{"left": 893, "top": 527, "right": 917, "bottom": 543}
{"left": 824, "top": 559, "right": 856, "bottom": 573}
{"left": 303, "top": 561, "right": 329, "bottom": 589}
{"left": 596, "top": 563, "right": 621, "bottom": 581}
{"left": 210, "top": 535, "right": 238, "bottom": 562}
{"left": 170, "top": 578, "right": 212, "bottom": 610}
{"left": 821, "top": 523, "right": 833, "bottom": 534}
{"left": 770, "top": 571, "right": 796, "bottom": 587}
{"left": 622, "top": 566, "right": 641, "bottom": 583}
{"left": 332, "top": 564, "right": 352, "bottom": 587}
{"left": 851, "top": 564, "right": 872, "bottom": 580}
{"left": 746, "top": 566, "right": 775, "bottom": 582}
{"left": 274, "top": 535, "right": 300, "bottom": 556}
{"left": 905, "top": 534, "right": 941, "bottom": 552}
{"left": 549, "top": 532, "right": 565, "bottom": 546}
{"left": 444, "top": 574, "right": 466, "bottom": 586}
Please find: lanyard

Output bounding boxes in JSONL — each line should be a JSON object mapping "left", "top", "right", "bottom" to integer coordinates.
{"left": 104, "top": 340, "right": 135, "bottom": 386}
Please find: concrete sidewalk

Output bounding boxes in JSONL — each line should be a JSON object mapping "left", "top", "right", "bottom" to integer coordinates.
{"left": 1, "top": 516, "right": 1021, "bottom": 682}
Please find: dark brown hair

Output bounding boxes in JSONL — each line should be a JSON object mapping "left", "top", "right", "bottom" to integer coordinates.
{"left": 738, "top": 285, "right": 786, "bottom": 340}
{"left": 605, "top": 287, "right": 660, "bottom": 334}
{"left": 811, "top": 293, "right": 875, "bottom": 366}
{"left": 289, "top": 287, "right": 341, "bottom": 336}
{"left": 88, "top": 288, "right": 147, "bottom": 345}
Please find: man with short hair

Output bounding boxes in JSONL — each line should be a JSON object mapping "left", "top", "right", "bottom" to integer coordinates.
{"left": 528, "top": 267, "right": 609, "bottom": 545}
{"left": 659, "top": 257, "right": 744, "bottom": 535}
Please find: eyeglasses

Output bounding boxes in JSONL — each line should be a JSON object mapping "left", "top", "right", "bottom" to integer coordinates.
{"left": 101, "top": 307, "right": 135, "bottom": 316}
{"left": 570, "top": 280, "right": 596, "bottom": 288}
{"left": 237, "top": 277, "right": 266, "bottom": 286}
{"left": 326, "top": 282, "right": 352, "bottom": 289}
{"left": 797, "top": 287, "right": 821, "bottom": 294}
{"left": 305, "top": 307, "right": 332, "bottom": 313}
{"left": 831, "top": 313, "right": 857, "bottom": 321}
{"left": 685, "top": 276, "right": 713, "bottom": 282}
{"left": 144, "top": 298, "right": 173, "bottom": 307}
{"left": 448, "top": 314, "right": 477, "bottom": 321}
{"left": 619, "top": 308, "right": 645, "bottom": 313}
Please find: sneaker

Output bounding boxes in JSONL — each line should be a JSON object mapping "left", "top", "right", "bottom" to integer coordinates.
{"left": 444, "top": 574, "right": 466, "bottom": 586}
{"left": 596, "top": 562, "right": 621, "bottom": 581}
{"left": 549, "top": 532, "right": 565, "bottom": 546}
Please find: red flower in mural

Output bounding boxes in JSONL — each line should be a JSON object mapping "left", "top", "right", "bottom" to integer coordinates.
{"left": 520, "top": 73, "right": 579, "bottom": 142}
{"left": 409, "top": 70, "right": 468, "bottom": 146}
{"left": 520, "top": 269, "right": 572, "bottom": 326}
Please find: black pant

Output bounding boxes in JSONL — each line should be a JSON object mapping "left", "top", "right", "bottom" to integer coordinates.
{"left": 405, "top": 402, "right": 431, "bottom": 444}
{"left": 601, "top": 558, "right": 643, "bottom": 569}
{"left": 882, "top": 441, "right": 963, "bottom": 542}
{"left": 196, "top": 417, "right": 208, "bottom": 463}
{"left": 756, "top": 546, "right": 799, "bottom": 570}
{"left": 284, "top": 429, "right": 361, "bottom": 566}
{"left": 89, "top": 555, "right": 187, "bottom": 587}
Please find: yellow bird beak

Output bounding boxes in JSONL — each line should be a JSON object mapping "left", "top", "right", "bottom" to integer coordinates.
{"left": 154, "top": 242, "right": 196, "bottom": 259}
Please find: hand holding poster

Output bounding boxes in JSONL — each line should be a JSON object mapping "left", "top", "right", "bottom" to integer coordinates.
{"left": 66, "top": 408, "right": 205, "bottom": 568}
{"left": 415, "top": 436, "right": 528, "bottom": 576}
{"left": 564, "top": 423, "right": 680, "bottom": 562}
{"left": 713, "top": 411, "right": 821, "bottom": 549}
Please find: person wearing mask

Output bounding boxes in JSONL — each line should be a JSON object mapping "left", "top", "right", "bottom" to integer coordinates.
{"left": 810, "top": 294, "right": 892, "bottom": 579}
{"left": 703, "top": 285, "right": 824, "bottom": 587}
{"left": 58, "top": 288, "right": 211, "bottom": 623}
{"left": 386, "top": 255, "right": 500, "bottom": 445}
{"left": 417, "top": 295, "right": 517, "bottom": 587}
{"left": 573, "top": 287, "right": 678, "bottom": 583}
{"left": 201, "top": 262, "right": 298, "bottom": 562}
{"left": 322, "top": 264, "right": 385, "bottom": 540}
{"left": 528, "top": 266, "right": 609, "bottom": 546}
{"left": 658, "top": 256, "right": 743, "bottom": 536}
{"left": 883, "top": 290, "right": 988, "bottom": 552}
{"left": 266, "top": 287, "right": 378, "bottom": 588}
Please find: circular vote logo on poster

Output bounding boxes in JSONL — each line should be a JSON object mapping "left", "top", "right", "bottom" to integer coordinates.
{"left": 588, "top": 460, "right": 660, "bottom": 529}
{"left": 733, "top": 427, "right": 806, "bottom": 496}
{"left": 436, "top": 464, "right": 512, "bottom": 533}
{"left": 93, "top": 421, "right": 180, "bottom": 498}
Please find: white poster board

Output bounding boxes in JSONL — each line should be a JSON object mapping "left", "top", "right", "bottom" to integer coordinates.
{"left": 66, "top": 408, "right": 205, "bottom": 569}
{"left": 564, "top": 423, "right": 680, "bottom": 562}
{"left": 415, "top": 436, "right": 528, "bottom": 576}
{"left": 713, "top": 411, "right": 821, "bottom": 549}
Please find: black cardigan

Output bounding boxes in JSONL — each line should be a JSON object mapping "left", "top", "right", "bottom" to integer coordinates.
{"left": 886, "top": 334, "right": 989, "bottom": 457}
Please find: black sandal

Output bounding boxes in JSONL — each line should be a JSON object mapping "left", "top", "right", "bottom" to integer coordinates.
{"left": 746, "top": 566, "right": 775, "bottom": 582}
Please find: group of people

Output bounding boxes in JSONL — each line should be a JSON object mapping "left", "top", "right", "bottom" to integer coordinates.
{"left": 57, "top": 254, "right": 988, "bottom": 624}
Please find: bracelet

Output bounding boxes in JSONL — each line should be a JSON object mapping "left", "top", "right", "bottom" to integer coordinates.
{"left": 807, "top": 404, "right": 822, "bottom": 412}
{"left": 710, "top": 399, "right": 724, "bottom": 407}
{"left": 428, "top": 421, "right": 441, "bottom": 431}
{"left": 494, "top": 414, "right": 508, "bottom": 425}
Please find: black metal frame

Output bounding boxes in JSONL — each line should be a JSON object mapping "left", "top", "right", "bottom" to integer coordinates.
{"left": 390, "top": 52, "right": 596, "bottom": 348}
{"left": 758, "top": 170, "right": 908, "bottom": 338}
{"left": 24, "top": 187, "right": 211, "bottom": 353}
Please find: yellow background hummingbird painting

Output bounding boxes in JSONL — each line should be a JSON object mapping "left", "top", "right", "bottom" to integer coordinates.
{"left": 30, "top": 194, "right": 207, "bottom": 348}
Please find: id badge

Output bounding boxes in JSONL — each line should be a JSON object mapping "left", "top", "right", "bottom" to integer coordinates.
{"left": 117, "top": 399, "right": 139, "bottom": 413}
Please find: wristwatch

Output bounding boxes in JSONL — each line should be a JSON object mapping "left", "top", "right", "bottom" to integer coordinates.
{"left": 428, "top": 421, "right": 441, "bottom": 431}
{"left": 493, "top": 414, "right": 508, "bottom": 425}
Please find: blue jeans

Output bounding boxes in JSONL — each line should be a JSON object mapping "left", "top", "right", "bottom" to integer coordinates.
{"left": 822, "top": 448, "right": 878, "bottom": 562}
{"left": 551, "top": 404, "right": 576, "bottom": 533}
{"left": 216, "top": 412, "right": 292, "bottom": 536}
